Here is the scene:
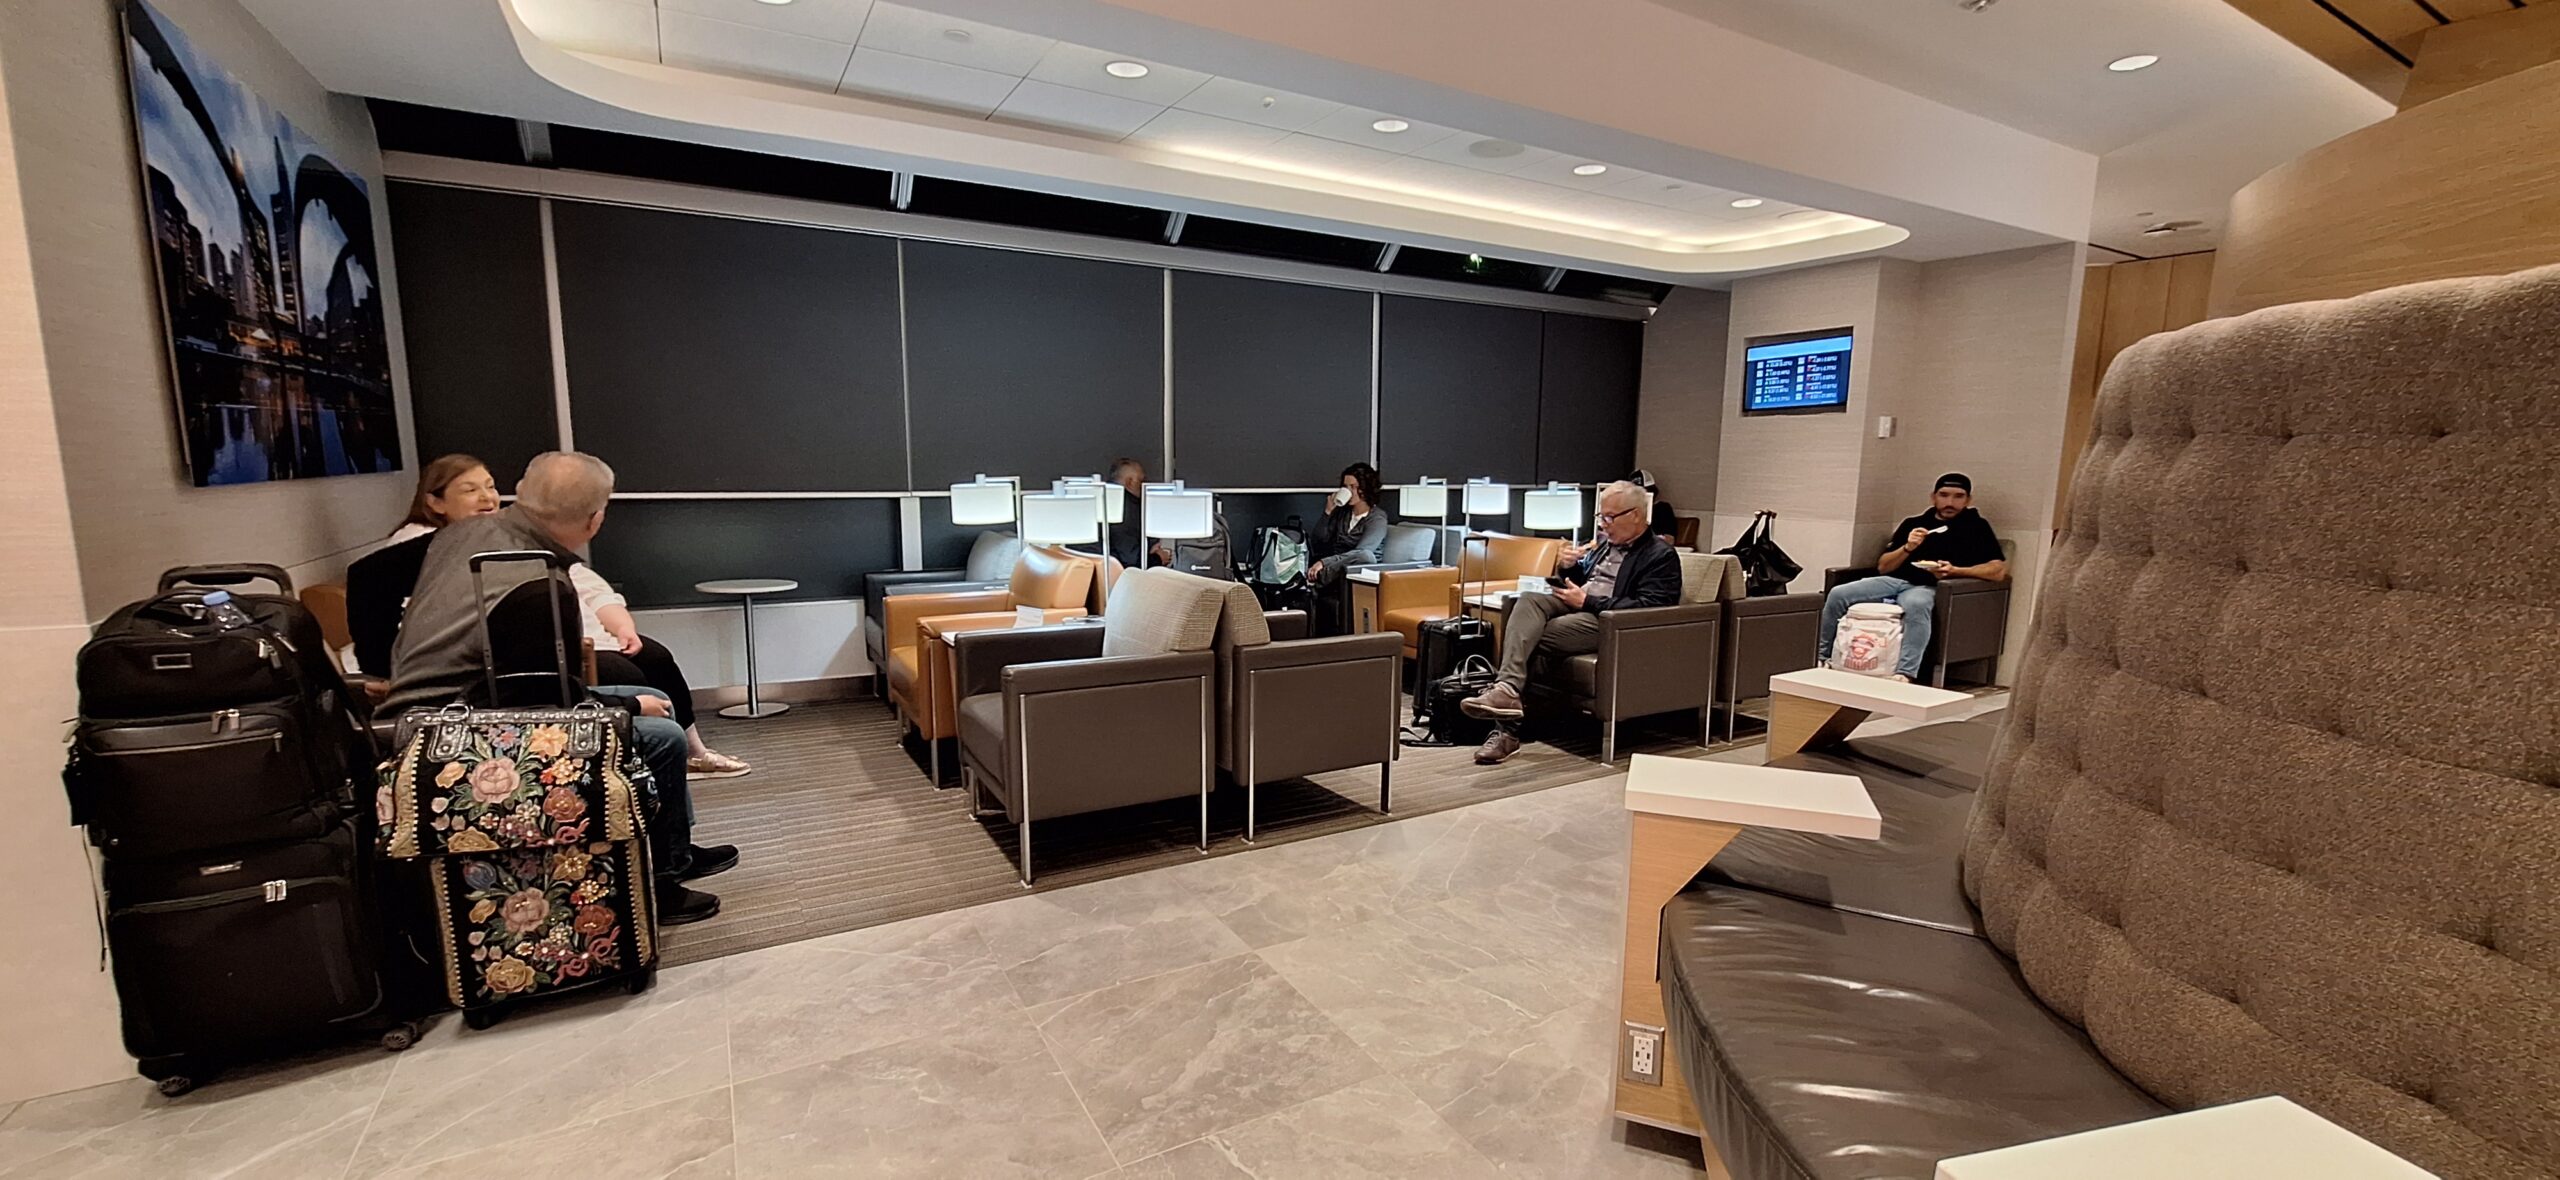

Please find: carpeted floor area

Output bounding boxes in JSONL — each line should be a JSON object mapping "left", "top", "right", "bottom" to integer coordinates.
{"left": 660, "top": 693, "right": 1764, "bottom": 965}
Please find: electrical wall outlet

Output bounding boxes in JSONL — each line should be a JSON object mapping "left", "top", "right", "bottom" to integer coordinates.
{"left": 1622, "top": 1022, "right": 1664, "bottom": 1084}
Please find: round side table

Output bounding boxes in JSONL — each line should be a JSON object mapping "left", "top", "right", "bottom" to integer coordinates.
{"left": 696, "top": 578, "right": 798, "bottom": 719}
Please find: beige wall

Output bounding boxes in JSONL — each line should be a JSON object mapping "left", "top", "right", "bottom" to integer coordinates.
{"left": 0, "top": 48, "right": 134, "bottom": 1108}
{"left": 1631, "top": 286, "right": 1730, "bottom": 528}
{"left": 1711, "top": 258, "right": 1890, "bottom": 589}
{"left": 0, "top": 0, "right": 414, "bottom": 621}
{"left": 1703, "top": 244, "right": 2084, "bottom": 679}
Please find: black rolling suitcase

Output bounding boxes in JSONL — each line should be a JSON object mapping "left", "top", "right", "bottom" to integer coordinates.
{"left": 66, "top": 564, "right": 420, "bottom": 1096}
{"left": 377, "top": 552, "right": 658, "bottom": 1030}
{"left": 1412, "top": 614, "right": 1493, "bottom": 688}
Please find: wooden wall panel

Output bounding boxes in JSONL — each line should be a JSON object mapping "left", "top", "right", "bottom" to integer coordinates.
{"left": 2403, "top": 3, "right": 2560, "bottom": 108}
{"left": 2053, "top": 264, "right": 2112, "bottom": 526}
{"left": 2055, "top": 252, "right": 2215, "bottom": 526}
{"left": 2165, "top": 252, "right": 2217, "bottom": 330}
{"left": 2212, "top": 58, "right": 2560, "bottom": 315}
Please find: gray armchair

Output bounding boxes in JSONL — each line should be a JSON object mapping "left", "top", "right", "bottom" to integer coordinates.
{"left": 949, "top": 568, "right": 1231, "bottom": 886}
{"left": 861, "top": 530, "right": 1021, "bottom": 695}
{"left": 1820, "top": 563, "right": 2011, "bottom": 687}
{"left": 1523, "top": 552, "right": 1742, "bottom": 763}
{"left": 1715, "top": 593, "right": 1823, "bottom": 743}
{"left": 1211, "top": 585, "right": 1402, "bottom": 841}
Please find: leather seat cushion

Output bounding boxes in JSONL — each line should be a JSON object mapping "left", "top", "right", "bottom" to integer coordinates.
{"left": 957, "top": 692, "right": 1006, "bottom": 783}
{"left": 1527, "top": 649, "right": 1599, "bottom": 702}
{"left": 1843, "top": 713, "right": 2002, "bottom": 792}
{"left": 1380, "top": 607, "right": 1440, "bottom": 649}
{"left": 886, "top": 646, "right": 920, "bottom": 697}
{"left": 1702, "top": 750, "right": 1980, "bottom": 935}
{"left": 1661, "top": 885, "right": 2166, "bottom": 1180}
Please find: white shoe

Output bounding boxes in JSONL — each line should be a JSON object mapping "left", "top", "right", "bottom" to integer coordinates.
{"left": 1888, "top": 674, "right": 1911, "bottom": 683}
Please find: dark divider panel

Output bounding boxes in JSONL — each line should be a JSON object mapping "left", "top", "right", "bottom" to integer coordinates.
{"left": 1377, "top": 296, "right": 1542, "bottom": 485}
{"left": 904, "top": 242, "right": 1163, "bottom": 489}
{"left": 915, "top": 503, "right": 1008, "bottom": 571}
{"left": 552, "top": 202, "right": 907, "bottom": 492}
{"left": 1537, "top": 313, "right": 1644, "bottom": 484}
{"left": 385, "top": 183, "right": 555, "bottom": 485}
{"left": 588, "top": 498, "right": 899, "bottom": 607}
{"left": 1171, "top": 273, "right": 1371, "bottom": 487}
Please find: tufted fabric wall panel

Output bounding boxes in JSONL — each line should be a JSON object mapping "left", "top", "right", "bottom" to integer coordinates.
{"left": 1965, "top": 264, "right": 2560, "bottom": 1179}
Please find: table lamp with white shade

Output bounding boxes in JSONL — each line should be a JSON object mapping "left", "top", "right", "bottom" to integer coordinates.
{"left": 947, "top": 474, "right": 1019, "bottom": 527}
{"left": 1396, "top": 477, "right": 1451, "bottom": 563}
{"left": 1522, "top": 481, "right": 1585, "bottom": 544}
{"left": 1052, "top": 476, "right": 1128, "bottom": 611}
{"left": 1141, "top": 481, "right": 1216, "bottom": 574}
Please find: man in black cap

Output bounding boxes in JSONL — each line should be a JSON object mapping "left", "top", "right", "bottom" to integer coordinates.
{"left": 1817, "top": 473, "right": 2008, "bottom": 681}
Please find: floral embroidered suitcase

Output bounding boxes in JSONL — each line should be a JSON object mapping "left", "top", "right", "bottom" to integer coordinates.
{"left": 377, "top": 553, "right": 658, "bottom": 1028}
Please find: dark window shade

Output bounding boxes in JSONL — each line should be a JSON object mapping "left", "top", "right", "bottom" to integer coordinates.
{"left": 384, "top": 183, "right": 555, "bottom": 488}
{"left": 548, "top": 127, "right": 893, "bottom": 209}
{"left": 915, "top": 504, "right": 1010, "bottom": 571}
{"left": 1536, "top": 313, "right": 1644, "bottom": 483}
{"left": 905, "top": 177, "right": 1162, "bottom": 242}
{"left": 369, "top": 101, "right": 524, "bottom": 166}
{"left": 587, "top": 499, "right": 898, "bottom": 607}
{"left": 1176, "top": 217, "right": 1381, "bottom": 269}
{"left": 552, "top": 202, "right": 907, "bottom": 491}
{"left": 1552, "top": 271, "right": 1672, "bottom": 307}
{"left": 1376, "top": 296, "right": 1542, "bottom": 484}
{"left": 903, "top": 242, "right": 1163, "bottom": 488}
{"left": 1172, "top": 273, "right": 1371, "bottom": 487}
{"left": 1389, "top": 247, "right": 1551, "bottom": 292}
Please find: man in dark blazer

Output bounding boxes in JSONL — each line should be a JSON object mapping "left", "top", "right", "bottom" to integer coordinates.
{"left": 1461, "top": 480, "right": 1682, "bottom": 763}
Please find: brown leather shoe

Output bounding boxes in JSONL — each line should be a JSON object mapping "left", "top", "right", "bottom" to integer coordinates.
{"left": 1474, "top": 729, "right": 1522, "bottom": 765}
{"left": 1460, "top": 681, "right": 1525, "bottom": 720}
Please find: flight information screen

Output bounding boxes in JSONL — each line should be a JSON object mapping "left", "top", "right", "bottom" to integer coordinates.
{"left": 1742, "top": 330, "right": 1853, "bottom": 415}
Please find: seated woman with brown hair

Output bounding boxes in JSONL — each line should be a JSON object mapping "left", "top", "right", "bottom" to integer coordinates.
{"left": 388, "top": 454, "right": 753, "bottom": 780}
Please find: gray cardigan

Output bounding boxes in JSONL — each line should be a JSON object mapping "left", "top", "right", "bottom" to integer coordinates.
{"left": 1312, "top": 505, "right": 1388, "bottom": 568}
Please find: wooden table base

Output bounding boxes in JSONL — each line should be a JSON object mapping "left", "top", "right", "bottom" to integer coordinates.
{"left": 1765, "top": 691, "right": 1870, "bottom": 760}
{"left": 1617, "top": 809, "right": 1740, "bottom": 1165}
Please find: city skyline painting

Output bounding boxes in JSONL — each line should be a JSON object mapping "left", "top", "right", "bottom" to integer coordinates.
{"left": 124, "top": 0, "right": 400, "bottom": 486}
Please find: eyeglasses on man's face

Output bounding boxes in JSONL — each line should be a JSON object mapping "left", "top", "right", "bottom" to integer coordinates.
{"left": 1595, "top": 505, "right": 1641, "bottom": 526}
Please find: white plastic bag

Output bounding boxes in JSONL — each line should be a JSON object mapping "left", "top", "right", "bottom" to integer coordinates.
{"left": 1829, "top": 602, "right": 1904, "bottom": 677}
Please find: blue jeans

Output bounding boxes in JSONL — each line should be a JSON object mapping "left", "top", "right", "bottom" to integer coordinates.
{"left": 1817, "top": 577, "right": 1935, "bottom": 680}
{"left": 595, "top": 685, "right": 694, "bottom": 874}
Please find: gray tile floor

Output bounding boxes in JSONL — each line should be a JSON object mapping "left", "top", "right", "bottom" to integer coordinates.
{"left": 0, "top": 695, "right": 2007, "bottom": 1179}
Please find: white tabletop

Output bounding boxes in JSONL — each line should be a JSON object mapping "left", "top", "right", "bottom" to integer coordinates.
{"left": 1347, "top": 568, "right": 1382, "bottom": 585}
{"left": 1623, "top": 754, "right": 1881, "bottom": 838}
{"left": 1936, "top": 1097, "right": 2431, "bottom": 1180}
{"left": 1463, "top": 591, "right": 1525, "bottom": 608}
{"left": 695, "top": 578, "right": 799, "bottom": 596}
{"left": 1769, "top": 666, "right": 1973, "bottom": 721}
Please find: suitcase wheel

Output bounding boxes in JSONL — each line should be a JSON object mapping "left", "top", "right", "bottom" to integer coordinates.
{"left": 155, "top": 1075, "right": 196, "bottom": 1098}
{"left": 381, "top": 1020, "right": 425, "bottom": 1052}
{"left": 463, "top": 1008, "right": 501, "bottom": 1032}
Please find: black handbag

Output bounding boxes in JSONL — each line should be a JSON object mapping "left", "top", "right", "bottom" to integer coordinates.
{"left": 1717, "top": 510, "right": 1803, "bottom": 597}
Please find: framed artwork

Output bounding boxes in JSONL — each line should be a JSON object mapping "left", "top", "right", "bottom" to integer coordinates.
{"left": 123, "top": 0, "right": 400, "bottom": 486}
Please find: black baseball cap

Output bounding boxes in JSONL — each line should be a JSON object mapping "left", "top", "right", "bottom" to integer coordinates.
{"left": 1935, "top": 472, "right": 1972, "bottom": 494}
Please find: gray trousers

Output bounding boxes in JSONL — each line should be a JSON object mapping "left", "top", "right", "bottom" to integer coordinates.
{"left": 1496, "top": 592, "right": 1602, "bottom": 690}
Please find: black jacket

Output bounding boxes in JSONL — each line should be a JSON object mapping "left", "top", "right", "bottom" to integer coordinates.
{"left": 1568, "top": 531, "right": 1682, "bottom": 613}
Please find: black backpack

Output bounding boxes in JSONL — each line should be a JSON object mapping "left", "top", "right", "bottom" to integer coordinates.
{"left": 65, "top": 565, "right": 367, "bottom": 858}
{"left": 1717, "top": 510, "right": 1804, "bottom": 597}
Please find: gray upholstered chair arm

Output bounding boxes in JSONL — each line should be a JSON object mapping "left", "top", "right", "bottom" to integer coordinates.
{"left": 1596, "top": 601, "right": 1724, "bottom": 633}
{"left": 1263, "top": 610, "right": 1310, "bottom": 642}
{"left": 1935, "top": 575, "right": 2008, "bottom": 594}
{"left": 1824, "top": 565, "right": 1879, "bottom": 590}
{"left": 1004, "top": 650, "right": 1213, "bottom": 695}
{"left": 1236, "top": 631, "right": 1402, "bottom": 672}
{"left": 953, "top": 625, "right": 1105, "bottom": 699}
{"left": 1730, "top": 591, "right": 1823, "bottom": 617}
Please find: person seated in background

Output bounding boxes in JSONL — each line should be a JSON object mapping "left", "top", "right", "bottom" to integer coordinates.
{"left": 1818, "top": 472, "right": 2008, "bottom": 682}
{"left": 1108, "top": 456, "right": 1154, "bottom": 569}
{"left": 1460, "top": 480, "right": 1682, "bottom": 764}
{"left": 1630, "top": 468, "right": 1680, "bottom": 543}
{"left": 385, "top": 451, "right": 736, "bottom": 924}
{"left": 1304, "top": 462, "right": 1387, "bottom": 633}
{"left": 388, "top": 454, "right": 751, "bottom": 780}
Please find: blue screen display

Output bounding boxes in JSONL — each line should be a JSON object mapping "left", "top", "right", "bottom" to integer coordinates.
{"left": 1742, "top": 332, "right": 1853, "bottom": 413}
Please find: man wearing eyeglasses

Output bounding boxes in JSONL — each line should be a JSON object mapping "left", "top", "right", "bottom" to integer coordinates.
{"left": 1460, "top": 480, "right": 1682, "bottom": 764}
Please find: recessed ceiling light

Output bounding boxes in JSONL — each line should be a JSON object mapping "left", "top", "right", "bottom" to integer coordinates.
{"left": 2107, "top": 54, "right": 2158, "bottom": 72}
{"left": 1105, "top": 61, "right": 1151, "bottom": 79}
{"left": 753, "top": 0, "right": 793, "bottom": 5}
{"left": 1371, "top": 118, "right": 1410, "bottom": 133}
{"left": 1572, "top": 163, "right": 1608, "bottom": 176}
{"left": 942, "top": 28, "right": 972, "bottom": 42}
{"left": 1731, "top": 198, "right": 1764, "bottom": 208}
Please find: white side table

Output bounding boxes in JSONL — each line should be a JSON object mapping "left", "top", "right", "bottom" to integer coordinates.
{"left": 1764, "top": 666, "right": 1971, "bottom": 759}
{"left": 1937, "top": 1096, "right": 2432, "bottom": 1180}
{"left": 696, "top": 578, "right": 798, "bottom": 719}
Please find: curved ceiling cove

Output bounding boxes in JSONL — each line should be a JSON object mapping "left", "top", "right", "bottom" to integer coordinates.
{"left": 501, "top": 0, "right": 1907, "bottom": 274}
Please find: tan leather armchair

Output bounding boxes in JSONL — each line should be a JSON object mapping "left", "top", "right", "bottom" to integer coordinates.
{"left": 885, "top": 544, "right": 1099, "bottom": 779}
{"left": 1374, "top": 532, "right": 1564, "bottom": 658}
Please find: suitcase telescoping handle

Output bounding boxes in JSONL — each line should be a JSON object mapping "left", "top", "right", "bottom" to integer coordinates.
{"left": 158, "top": 563, "right": 295, "bottom": 595}
{"left": 468, "top": 550, "right": 577, "bottom": 708}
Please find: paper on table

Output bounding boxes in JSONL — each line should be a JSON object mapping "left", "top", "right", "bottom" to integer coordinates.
{"left": 1014, "top": 605, "right": 1045, "bottom": 628}
{"left": 1516, "top": 575, "right": 1550, "bottom": 594}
